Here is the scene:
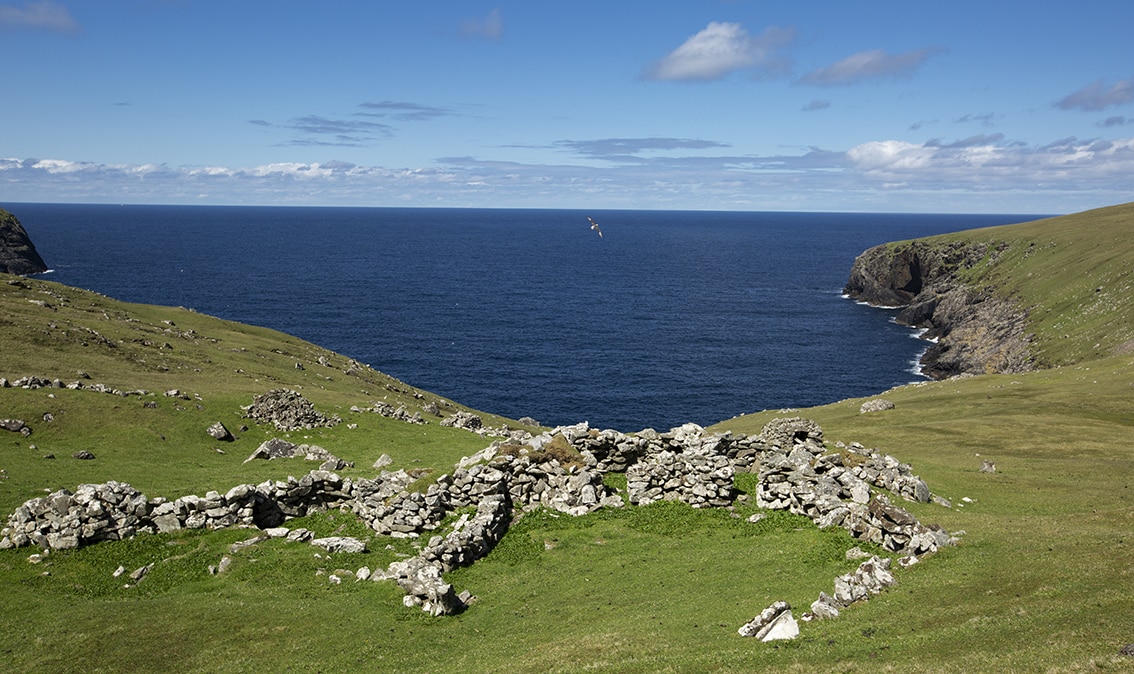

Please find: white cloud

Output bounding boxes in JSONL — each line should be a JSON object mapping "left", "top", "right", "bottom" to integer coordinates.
{"left": 4, "top": 136, "right": 1133, "bottom": 214}
{"left": 644, "top": 22, "right": 794, "bottom": 82}
{"left": 1055, "top": 78, "right": 1134, "bottom": 112}
{"left": 244, "top": 162, "right": 338, "bottom": 179}
{"left": 31, "top": 158, "right": 90, "bottom": 173}
{"left": 800, "top": 47, "right": 944, "bottom": 86}
{"left": 459, "top": 8, "right": 503, "bottom": 41}
{"left": 0, "top": 0, "right": 78, "bottom": 34}
{"left": 188, "top": 166, "right": 235, "bottom": 177}
{"left": 849, "top": 136, "right": 1134, "bottom": 186}
{"left": 848, "top": 140, "right": 936, "bottom": 171}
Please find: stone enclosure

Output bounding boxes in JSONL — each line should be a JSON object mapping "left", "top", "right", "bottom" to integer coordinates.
{"left": 2, "top": 412, "right": 958, "bottom": 633}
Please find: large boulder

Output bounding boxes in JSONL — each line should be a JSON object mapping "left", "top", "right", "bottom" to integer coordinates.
{"left": 0, "top": 209, "right": 48, "bottom": 275}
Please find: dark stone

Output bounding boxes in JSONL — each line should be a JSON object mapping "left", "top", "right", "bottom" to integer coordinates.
{"left": 0, "top": 419, "right": 26, "bottom": 433}
{"left": 868, "top": 498, "right": 918, "bottom": 527}
{"left": 72, "top": 450, "right": 96, "bottom": 460}
{"left": 0, "top": 209, "right": 48, "bottom": 275}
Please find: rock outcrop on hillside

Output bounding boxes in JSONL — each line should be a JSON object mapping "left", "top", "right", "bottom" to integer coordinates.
{"left": 0, "top": 209, "right": 48, "bottom": 275}
{"left": 844, "top": 239, "right": 1034, "bottom": 378}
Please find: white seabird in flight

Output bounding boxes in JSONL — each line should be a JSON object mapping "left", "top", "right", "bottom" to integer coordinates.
{"left": 587, "top": 216, "right": 603, "bottom": 238}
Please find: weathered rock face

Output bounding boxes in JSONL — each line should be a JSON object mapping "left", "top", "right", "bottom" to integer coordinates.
{"left": 845, "top": 238, "right": 1033, "bottom": 378}
{"left": 0, "top": 209, "right": 48, "bottom": 275}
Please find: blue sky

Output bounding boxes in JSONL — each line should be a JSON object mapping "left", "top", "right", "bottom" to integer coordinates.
{"left": 2, "top": 1, "right": 1133, "bottom": 213}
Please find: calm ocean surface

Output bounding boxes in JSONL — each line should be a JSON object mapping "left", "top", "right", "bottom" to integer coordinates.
{"left": 9, "top": 204, "right": 1039, "bottom": 431}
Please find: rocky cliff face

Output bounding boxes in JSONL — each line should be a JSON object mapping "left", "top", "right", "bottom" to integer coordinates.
{"left": 0, "top": 209, "right": 48, "bottom": 275}
{"left": 844, "top": 239, "right": 1033, "bottom": 379}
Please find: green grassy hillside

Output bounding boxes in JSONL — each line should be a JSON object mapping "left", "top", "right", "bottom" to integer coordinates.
{"left": 2, "top": 203, "right": 1133, "bottom": 672}
{"left": 885, "top": 201, "right": 1134, "bottom": 367}
{"left": 0, "top": 275, "right": 511, "bottom": 515}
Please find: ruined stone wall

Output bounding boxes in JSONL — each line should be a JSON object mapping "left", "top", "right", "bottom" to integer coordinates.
{"left": 2, "top": 416, "right": 958, "bottom": 619}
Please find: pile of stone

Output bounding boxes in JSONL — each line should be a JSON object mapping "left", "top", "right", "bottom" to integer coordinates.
{"left": 841, "top": 442, "right": 931, "bottom": 503}
{"left": 1, "top": 481, "right": 150, "bottom": 550}
{"left": 757, "top": 454, "right": 946, "bottom": 555}
{"left": 438, "top": 410, "right": 515, "bottom": 438}
{"left": 243, "top": 389, "right": 340, "bottom": 431}
{"left": 1, "top": 374, "right": 149, "bottom": 397}
{"left": 440, "top": 411, "right": 483, "bottom": 431}
{"left": 242, "top": 438, "right": 354, "bottom": 471}
{"left": 805, "top": 555, "right": 897, "bottom": 620}
{"left": 381, "top": 555, "right": 464, "bottom": 616}
{"left": 859, "top": 398, "right": 896, "bottom": 414}
{"left": 0, "top": 470, "right": 357, "bottom": 550}
{"left": 352, "top": 402, "right": 425, "bottom": 424}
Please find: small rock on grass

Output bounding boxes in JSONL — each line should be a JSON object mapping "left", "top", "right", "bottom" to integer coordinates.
{"left": 738, "top": 601, "right": 799, "bottom": 641}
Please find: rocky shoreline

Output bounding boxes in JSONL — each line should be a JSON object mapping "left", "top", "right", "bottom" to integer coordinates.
{"left": 844, "top": 238, "right": 1034, "bottom": 378}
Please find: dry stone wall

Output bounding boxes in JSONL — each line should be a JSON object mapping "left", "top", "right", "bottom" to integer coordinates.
{"left": 1, "top": 415, "right": 958, "bottom": 624}
{"left": 753, "top": 422, "right": 948, "bottom": 556}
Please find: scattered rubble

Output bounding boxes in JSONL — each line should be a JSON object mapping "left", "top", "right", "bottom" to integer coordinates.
{"left": 242, "top": 438, "right": 354, "bottom": 471}
{"left": 2, "top": 374, "right": 150, "bottom": 398}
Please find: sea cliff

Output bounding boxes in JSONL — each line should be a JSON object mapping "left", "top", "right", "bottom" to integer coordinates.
{"left": 0, "top": 208, "right": 48, "bottom": 276}
{"left": 844, "top": 238, "right": 1033, "bottom": 378}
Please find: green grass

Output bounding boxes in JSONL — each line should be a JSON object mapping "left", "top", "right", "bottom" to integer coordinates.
{"left": 3, "top": 202, "right": 1134, "bottom": 672}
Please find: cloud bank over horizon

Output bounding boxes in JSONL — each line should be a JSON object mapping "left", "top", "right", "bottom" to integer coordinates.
{"left": 6, "top": 129, "right": 1131, "bottom": 214}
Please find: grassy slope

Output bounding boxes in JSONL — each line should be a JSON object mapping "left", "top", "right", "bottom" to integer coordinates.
{"left": 2, "top": 203, "right": 1134, "bottom": 672}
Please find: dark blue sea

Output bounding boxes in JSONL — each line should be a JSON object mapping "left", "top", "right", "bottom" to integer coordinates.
{"left": 8, "top": 204, "right": 1040, "bottom": 432}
